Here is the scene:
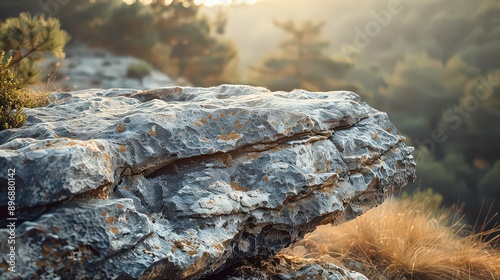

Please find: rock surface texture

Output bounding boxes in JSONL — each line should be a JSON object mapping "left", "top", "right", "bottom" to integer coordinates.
{"left": 0, "top": 85, "right": 415, "bottom": 279}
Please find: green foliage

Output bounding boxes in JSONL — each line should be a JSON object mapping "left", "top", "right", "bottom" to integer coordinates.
{"left": 250, "top": 19, "right": 366, "bottom": 97}
{"left": 0, "top": 12, "right": 69, "bottom": 130}
{"left": 478, "top": 160, "right": 500, "bottom": 197}
{"left": 126, "top": 61, "right": 153, "bottom": 80}
{"left": 48, "top": 0, "right": 237, "bottom": 87}
{"left": 411, "top": 151, "right": 473, "bottom": 204}
{"left": 0, "top": 12, "right": 70, "bottom": 86}
{"left": 0, "top": 51, "right": 30, "bottom": 130}
{"left": 379, "top": 54, "right": 475, "bottom": 148}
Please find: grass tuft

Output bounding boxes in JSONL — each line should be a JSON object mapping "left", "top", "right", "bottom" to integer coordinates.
{"left": 281, "top": 190, "right": 500, "bottom": 279}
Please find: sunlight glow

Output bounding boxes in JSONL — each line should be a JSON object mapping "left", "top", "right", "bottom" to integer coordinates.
{"left": 123, "top": 0, "right": 262, "bottom": 6}
{"left": 193, "top": 0, "right": 262, "bottom": 6}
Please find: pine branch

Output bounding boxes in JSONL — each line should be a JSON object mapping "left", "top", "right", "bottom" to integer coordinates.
{"left": 9, "top": 35, "right": 49, "bottom": 66}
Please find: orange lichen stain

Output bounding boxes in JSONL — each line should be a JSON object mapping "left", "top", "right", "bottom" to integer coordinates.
{"left": 106, "top": 217, "right": 115, "bottom": 224}
{"left": 36, "top": 260, "right": 48, "bottom": 267}
{"left": 235, "top": 121, "right": 242, "bottom": 131}
{"left": 195, "top": 122, "right": 202, "bottom": 127}
{"left": 174, "top": 241, "right": 185, "bottom": 250}
{"left": 371, "top": 133, "right": 379, "bottom": 139}
{"left": 386, "top": 127, "right": 393, "bottom": 133}
{"left": 230, "top": 111, "right": 236, "bottom": 116}
{"left": 217, "top": 131, "right": 242, "bottom": 141}
{"left": 51, "top": 226, "right": 59, "bottom": 233}
{"left": 208, "top": 113, "right": 213, "bottom": 119}
{"left": 144, "top": 250, "right": 154, "bottom": 255}
{"left": 213, "top": 117, "right": 219, "bottom": 121}
{"left": 149, "top": 129, "right": 157, "bottom": 137}
{"left": 264, "top": 176, "right": 269, "bottom": 183}
{"left": 116, "top": 124, "right": 126, "bottom": 133}
{"left": 45, "top": 141, "right": 52, "bottom": 147}
{"left": 102, "top": 211, "right": 108, "bottom": 217}
{"left": 200, "top": 117, "right": 208, "bottom": 125}
{"left": 122, "top": 185, "right": 129, "bottom": 191}
{"left": 218, "top": 154, "right": 233, "bottom": 166}
{"left": 212, "top": 243, "right": 224, "bottom": 251}
{"left": 117, "top": 203, "right": 123, "bottom": 209}
{"left": 220, "top": 113, "right": 225, "bottom": 117}
{"left": 188, "top": 250, "right": 197, "bottom": 256}
{"left": 109, "top": 227, "right": 119, "bottom": 234}
{"left": 154, "top": 245, "right": 161, "bottom": 250}
{"left": 230, "top": 181, "right": 249, "bottom": 192}
{"left": 119, "top": 145, "right": 127, "bottom": 152}
{"left": 2, "top": 262, "right": 10, "bottom": 272}
{"left": 246, "top": 128, "right": 251, "bottom": 133}
{"left": 104, "top": 153, "right": 111, "bottom": 163}
{"left": 42, "top": 244, "right": 51, "bottom": 254}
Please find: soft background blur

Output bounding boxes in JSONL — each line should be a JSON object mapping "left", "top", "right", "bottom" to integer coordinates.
{"left": 1, "top": 0, "right": 499, "bottom": 231}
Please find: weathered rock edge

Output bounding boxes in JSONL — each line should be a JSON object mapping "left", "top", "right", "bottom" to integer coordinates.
{"left": 0, "top": 85, "right": 415, "bottom": 279}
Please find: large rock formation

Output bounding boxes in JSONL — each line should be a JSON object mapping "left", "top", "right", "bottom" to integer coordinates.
{"left": 0, "top": 85, "right": 415, "bottom": 279}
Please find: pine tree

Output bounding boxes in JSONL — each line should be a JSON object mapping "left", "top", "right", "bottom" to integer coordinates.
{"left": 251, "top": 20, "right": 361, "bottom": 94}
{"left": 151, "top": 0, "right": 237, "bottom": 86}
{"left": 0, "top": 12, "right": 70, "bottom": 86}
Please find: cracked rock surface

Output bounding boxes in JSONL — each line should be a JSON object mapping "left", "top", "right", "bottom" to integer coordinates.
{"left": 0, "top": 85, "right": 415, "bottom": 279}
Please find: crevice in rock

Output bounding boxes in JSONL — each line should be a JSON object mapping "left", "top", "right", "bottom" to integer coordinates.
{"left": 144, "top": 130, "right": 333, "bottom": 179}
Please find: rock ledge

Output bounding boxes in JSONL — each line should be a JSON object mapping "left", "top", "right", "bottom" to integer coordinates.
{"left": 0, "top": 85, "right": 415, "bottom": 279}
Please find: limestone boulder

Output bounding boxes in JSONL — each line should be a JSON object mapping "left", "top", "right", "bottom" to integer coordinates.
{"left": 0, "top": 85, "right": 415, "bottom": 279}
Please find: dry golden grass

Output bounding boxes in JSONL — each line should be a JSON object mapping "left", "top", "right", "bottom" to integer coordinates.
{"left": 281, "top": 191, "right": 500, "bottom": 280}
{"left": 27, "top": 90, "right": 53, "bottom": 107}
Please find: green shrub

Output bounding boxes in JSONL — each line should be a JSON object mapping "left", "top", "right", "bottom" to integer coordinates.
{"left": 126, "top": 61, "right": 152, "bottom": 80}
{"left": 0, "top": 51, "right": 30, "bottom": 130}
{"left": 0, "top": 12, "right": 70, "bottom": 86}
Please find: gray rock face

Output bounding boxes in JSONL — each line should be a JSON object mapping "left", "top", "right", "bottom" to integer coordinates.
{"left": 37, "top": 44, "right": 175, "bottom": 91}
{"left": 0, "top": 85, "right": 415, "bottom": 279}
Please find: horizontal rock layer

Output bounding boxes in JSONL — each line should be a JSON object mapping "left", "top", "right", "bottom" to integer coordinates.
{"left": 0, "top": 85, "right": 415, "bottom": 279}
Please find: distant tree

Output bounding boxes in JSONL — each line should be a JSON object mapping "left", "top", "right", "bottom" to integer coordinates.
{"left": 55, "top": 0, "right": 237, "bottom": 87}
{"left": 152, "top": 0, "right": 237, "bottom": 85}
{"left": 379, "top": 53, "right": 476, "bottom": 156}
{"left": 453, "top": 70, "right": 500, "bottom": 164}
{"left": 250, "top": 20, "right": 365, "bottom": 96}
